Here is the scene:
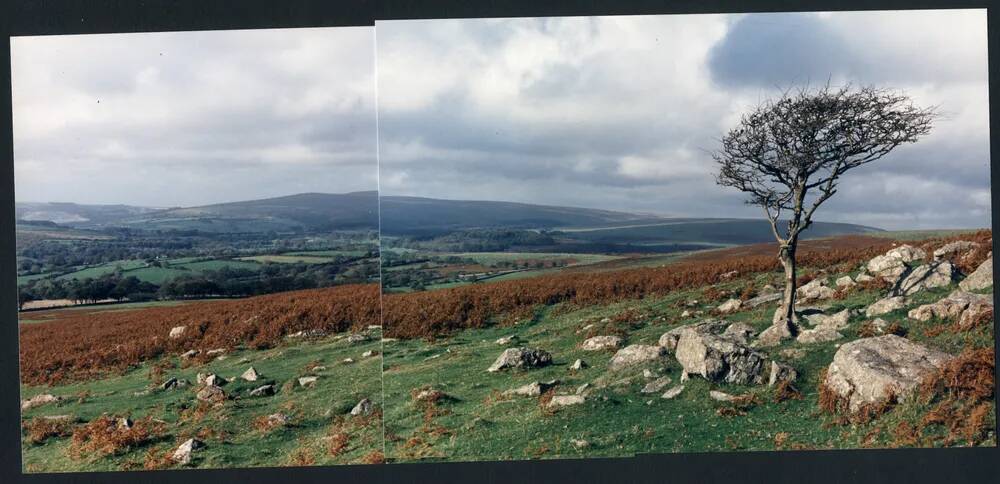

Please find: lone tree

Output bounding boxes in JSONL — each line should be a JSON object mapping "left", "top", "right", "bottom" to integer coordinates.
{"left": 713, "top": 85, "right": 935, "bottom": 340}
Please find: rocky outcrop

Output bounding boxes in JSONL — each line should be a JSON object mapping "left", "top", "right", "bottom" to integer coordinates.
{"left": 659, "top": 319, "right": 727, "bottom": 352}
{"left": 797, "top": 278, "right": 835, "bottom": 301}
{"left": 893, "top": 261, "right": 956, "bottom": 296}
{"left": 674, "top": 323, "right": 768, "bottom": 385}
{"left": 960, "top": 257, "right": 993, "bottom": 291}
{"left": 804, "top": 309, "right": 852, "bottom": 330}
{"left": 21, "top": 394, "right": 61, "bottom": 411}
{"left": 350, "top": 398, "right": 374, "bottom": 416}
{"left": 824, "top": 335, "right": 952, "bottom": 411}
{"left": 487, "top": 347, "right": 553, "bottom": 372}
{"left": 796, "top": 326, "right": 843, "bottom": 344}
{"left": 716, "top": 298, "right": 742, "bottom": 314}
{"left": 908, "top": 289, "right": 991, "bottom": 322}
{"left": 768, "top": 361, "right": 798, "bottom": 387}
{"left": 933, "top": 241, "right": 978, "bottom": 260}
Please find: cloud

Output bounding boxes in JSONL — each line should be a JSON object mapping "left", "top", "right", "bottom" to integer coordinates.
{"left": 376, "top": 10, "right": 990, "bottom": 230}
{"left": 12, "top": 27, "right": 376, "bottom": 207}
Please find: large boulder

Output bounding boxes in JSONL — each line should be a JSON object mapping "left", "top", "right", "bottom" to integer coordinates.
{"left": 196, "top": 385, "right": 226, "bottom": 403}
{"left": 20, "top": 394, "right": 61, "bottom": 411}
{"left": 893, "top": 261, "right": 956, "bottom": 296}
{"left": 865, "top": 296, "right": 909, "bottom": 317}
{"left": 172, "top": 438, "right": 205, "bottom": 465}
{"left": 487, "top": 347, "right": 553, "bottom": 372}
{"left": 674, "top": 324, "right": 768, "bottom": 385}
{"left": 580, "top": 335, "right": 623, "bottom": 351}
{"left": 743, "top": 291, "right": 782, "bottom": 309}
{"left": 908, "top": 290, "right": 992, "bottom": 321}
{"left": 885, "top": 245, "right": 927, "bottom": 263}
{"left": 960, "top": 257, "right": 993, "bottom": 291}
{"left": 608, "top": 344, "right": 669, "bottom": 372}
{"left": 796, "top": 326, "right": 843, "bottom": 344}
{"left": 866, "top": 255, "right": 909, "bottom": 283}
{"left": 933, "top": 241, "right": 978, "bottom": 260}
{"left": 755, "top": 320, "right": 796, "bottom": 348}
{"left": 824, "top": 335, "right": 952, "bottom": 412}
{"left": 804, "top": 309, "right": 852, "bottom": 330}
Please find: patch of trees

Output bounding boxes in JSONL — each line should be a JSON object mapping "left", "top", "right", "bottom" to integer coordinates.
{"left": 401, "top": 229, "right": 556, "bottom": 252}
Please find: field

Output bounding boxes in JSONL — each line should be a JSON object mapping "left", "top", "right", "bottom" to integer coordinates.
{"left": 19, "top": 284, "right": 384, "bottom": 471}
{"left": 380, "top": 231, "right": 995, "bottom": 461}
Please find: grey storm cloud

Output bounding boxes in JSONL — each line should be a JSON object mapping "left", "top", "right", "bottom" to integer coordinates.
{"left": 376, "top": 10, "right": 990, "bottom": 230}
{"left": 12, "top": 27, "right": 376, "bottom": 208}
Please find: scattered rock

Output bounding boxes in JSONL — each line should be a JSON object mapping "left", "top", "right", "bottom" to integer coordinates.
{"left": 716, "top": 298, "right": 742, "bottom": 314}
{"left": 180, "top": 349, "right": 200, "bottom": 359}
{"left": 504, "top": 380, "right": 559, "bottom": 397}
{"left": 241, "top": 367, "right": 259, "bottom": 382}
{"left": 343, "top": 358, "right": 356, "bottom": 364}
{"left": 608, "top": 344, "right": 669, "bottom": 372}
{"left": 780, "top": 348, "right": 807, "bottom": 360}
{"left": 681, "top": 310, "right": 692, "bottom": 318}
{"left": 661, "top": 385, "right": 685, "bottom": 400}
{"left": 957, "top": 301, "right": 994, "bottom": 331}
{"left": 675, "top": 325, "right": 767, "bottom": 385}
{"left": 362, "top": 350, "right": 377, "bottom": 358}
{"left": 723, "top": 322, "right": 756, "bottom": 343}
{"left": 805, "top": 309, "right": 852, "bottom": 330}
{"left": 205, "top": 348, "right": 226, "bottom": 356}
{"left": 581, "top": 335, "right": 623, "bottom": 351}
{"left": 196, "top": 385, "right": 225, "bottom": 403}
{"left": 196, "top": 373, "right": 207, "bottom": 385}
{"left": 495, "top": 335, "right": 516, "bottom": 345}
{"left": 570, "top": 438, "right": 590, "bottom": 449}
{"left": 865, "top": 296, "right": 909, "bottom": 317}
{"left": 160, "top": 378, "right": 179, "bottom": 391}
{"left": 547, "top": 395, "right": 585, "bottom": 408}
{"left": 659, "top": 319, "right": 727, "bottom": 352}
{"left": 487, "top": 347, "right": 553, "bottom": 372}
{"left": 168, "top": 326, "right": 186, "bottom": 339}
{"left": 933, "top": 241, "right": 978, "bottom": 259}
{"left": 350, "top": 398, "right": 374, "bottom": 416}
{"left": 743, "top": 291, "right": 782, "bottom": 309}
{"left": 797, "top": 278, "right": 835, "bottom": 301}
{"left": 768, "top": 361, "right": 798, "bottom": 387}
{"left": 755, "top": 320, "right": 796, "bottom": 348}
{"left": 856, "top": 273, "right": 875, "bottom": 283}
{"left": 886, "top": 245, "right": 927, "bottom": 263}
{"left": 249, "top": 385, "right": 276, "bottom": 397}
{"left": 641, "top": 376, "right": 673, "bottom": 394}
{"left": 835, "top": 276, "right": 856, "bottom": 288}
{"left": 346, "top": 333, "right": 369, "bottom": 344}
{"left": 894, "top": 261, "right": 956, "bottom": 296}
{"left": 414, "top": 388, "right": 446, "bottom": 402}
{"left": 204, "top": 374, "right": 226, "bottom": 387}
{"left": 825, "top": 335, "right": 953, "bottom": 411}
{"left": 960, "top": 257, "right": 993, "bottom": 291}
{"left": 709, "top": 390, "right": 736, "bottom": 402}
{"left": 298, "top": 376, "right": 318, "bottom": 387}
{"left": 796, "top": 326, "right": 843, "bottom": 344}
{"left": 570, "top": 359, "right": 588, "bottom": 371}
{"left": 21, "top": 394, "right": 61, "bottom": 411}
{"left": 171, "top": 438, "right": 205, "bottom": 465}
{"left": 265, "top": 413, "right": 289, "bottom": 427}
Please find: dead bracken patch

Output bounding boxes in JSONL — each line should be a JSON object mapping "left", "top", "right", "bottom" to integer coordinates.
{"left": 69, "top": 415, "right": 166, "bottom": 457}
{"left": 359, "top": 450, "right": 385, "bottom": 465}
{"left": 773, "top": 380, "right": 803, "bottom": 403}
{"left": 22, "top": 417, "right": 74, "bottom": 445}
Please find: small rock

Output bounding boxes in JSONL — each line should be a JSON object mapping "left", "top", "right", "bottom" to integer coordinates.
{"left": 196, "top": 385, "right": 225, "bottom": 403}
{"left": 933, "top": 241, "right": 978, "bottom": 259}
{"left": 835, "top": 276, "right": 856, "bottom": 288}
{"left": 265, "top": 413, "right": 289, "bottom": 427}
{"left": 504, "top": 380, "right": 559, "bottom": 397}
{"left": 204, "top": 374, "right": 226, "bottom": 387}
{"left": 160, "top": 377, "right": 179, "bottom": 391}
{"left": 350, "top": 398, "right": 374, "bottom": 416}
{"left": 205, "top": 348, "right": 226, "bottom": 356}
{"left": 168, "top": 326, "right": 186, "bottom": 339}
{"left": 249, "top": 385, "right": 276, "bottom": 397}
{"left": 547, "top": 395, "right": 585, "bottom": 408}
{"left": 570, "top": 438, "right": 590, "bottom": 449}
{"left": 576, "top": 383, "right": 591, "bottom": 395}
{"left": 298, "top": 376, "right": 319, "bottom": 387}
{"left": 570, "top": 359, "right": 588, "bottom": 371}
{"left": 21, "top": 394, "right": 61, "bottom": 411}
{"left": 865, "top": 296, "right": 909, "bottom": 317}
{"left": 117, "top": 417, "right": 133, "bottom": 429}
{"left": 661, "top": 385, "right": 685, "bottom": 400}
{"left": 171, "top": 438, "right": 205, "bottom": 465}
{"left": 343, "top": 358, "right": 355, "bottom": 364}
{"left": 180, "top": 349, "right": 200, "bottom": 359}
{"left": 487, "top": 347, "right": 553, "bottom": 372}
{"left": 709, "top": 390, "right": 736, "bottom": 402}
{"left": 716, "top": 298, "right": 742, "bottom": 314}
{"left": 581, "top": 335, "right": 623, "bottom": 351}
{"left": 495, "top": 335, "right": 516, "bottom": 345}
{"left": 346, "top": 333, "right": 369, "bottom": 344}
{"left": 362, "top": 350, "right": 377, "bottom": 358}
{"left": 641, "top": 376, "right": 673, "bottom": 394}
{"left": 768, "top": 361, "right": 798, "bottom": 387}
{"left": 608, "top": 345, "right": 668, "bottom": 372}
{"left": 241, "top": 367, "right": 260, "bottom": 382}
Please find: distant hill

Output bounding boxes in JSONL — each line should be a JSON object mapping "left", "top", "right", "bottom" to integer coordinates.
{"left": 379, "top": 196, "right": 659, "bottom": 236}
{"left": 378, "top": 195, "right": 883, "bottom": 245}
{"left": 16, "top": 192, "right": 379, "bottom": 233}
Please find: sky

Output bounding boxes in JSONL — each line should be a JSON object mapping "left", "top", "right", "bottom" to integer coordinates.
{"left": 376, "top": 9, "right": 991, "bottom": 230}
{"left": 12, "top": 27, "right": 376, "bottom": 208}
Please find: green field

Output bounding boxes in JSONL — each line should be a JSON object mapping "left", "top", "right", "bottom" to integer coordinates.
{"left": 382, "top": 263, "right": 994, "bottom": 461}
{"left": 21, "top": 331, "right": 384, "bottom": 472}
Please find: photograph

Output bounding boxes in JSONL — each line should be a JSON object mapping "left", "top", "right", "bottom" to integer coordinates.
{"left": 375, "top": 9, "right": 994, "bottom": 462}
{"left": 13, "top": 27, "right": 384, "bottom": 471}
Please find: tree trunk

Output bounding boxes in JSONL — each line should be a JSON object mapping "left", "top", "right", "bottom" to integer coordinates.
{"left": 778, "top": 243, "right": 799, "bottom": 333}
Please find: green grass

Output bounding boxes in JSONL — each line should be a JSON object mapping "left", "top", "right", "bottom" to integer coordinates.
{"left": 382, "top": 267, "right": 994, "bottom": 462}
{"left": 55, "top": 260, "right": 149, "bottom": 281}
{"left": 238, "top": 255, "right": 332, "bottom": 264}
{"left": 173, "top": 259, "right": 261, "bottom": 272}
{"left": 20, "top": 331, "right": 383, "bottom": 472}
